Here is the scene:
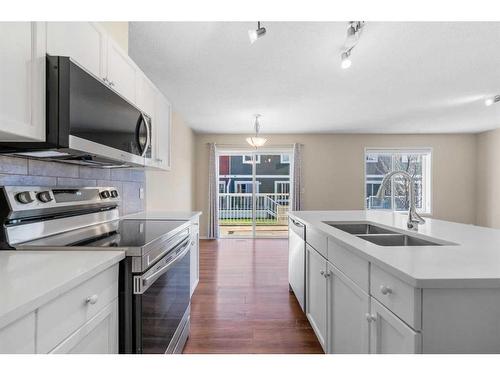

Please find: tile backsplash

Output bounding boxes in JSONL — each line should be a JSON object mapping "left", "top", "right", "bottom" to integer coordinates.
{"left": 0, "top": 156, "right": 145, "bottom": 216}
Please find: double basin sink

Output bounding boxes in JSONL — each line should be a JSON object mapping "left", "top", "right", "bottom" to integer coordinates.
{"left": 323, "top": 222, "right": 453, "bottom": 247}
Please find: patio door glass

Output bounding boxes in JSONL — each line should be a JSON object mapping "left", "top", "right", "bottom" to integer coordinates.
{"left": 217, "top": 150, "right": 292, "bottom": 238}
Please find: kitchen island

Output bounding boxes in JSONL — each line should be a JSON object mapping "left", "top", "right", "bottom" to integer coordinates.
{"left": 288, "top": 210, "right": 500, "bottom": 354}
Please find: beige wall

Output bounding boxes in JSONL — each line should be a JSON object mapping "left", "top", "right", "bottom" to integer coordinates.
{"left": 476, "top": 128, "right": 500, "bottom": 229}
{"left": 194, "top": 133, "right": 477, "bottom": 237}
{"left": 146, "top": 112, "right": 195, "bottom": 211}
{"left": 99, "top": 22, "right": 129, "bottom": 52}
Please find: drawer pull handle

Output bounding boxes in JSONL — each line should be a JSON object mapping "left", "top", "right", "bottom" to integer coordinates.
{"left": 380, "top": 285, "right": 393, "bottom": 295}
{"left": 365, "top": 313, "right": 377, "bottom": 322}
{"left": 85, "top": 294, "right": 99, "bottom": 305}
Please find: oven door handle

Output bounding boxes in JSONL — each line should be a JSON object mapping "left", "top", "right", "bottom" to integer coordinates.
{"left": 134, "top": 237, "right": 191, "bottom": 294}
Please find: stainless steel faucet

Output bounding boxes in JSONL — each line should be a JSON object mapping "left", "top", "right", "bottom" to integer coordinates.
{"left": 375, "top": 170, "right": 425, "bottom": 230}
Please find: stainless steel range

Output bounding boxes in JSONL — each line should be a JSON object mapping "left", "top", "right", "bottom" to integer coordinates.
{"left": 0, "top": 186, "right": 192, "bottom": 354}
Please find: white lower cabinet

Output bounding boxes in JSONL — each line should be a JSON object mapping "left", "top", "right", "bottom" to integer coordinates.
{"left": 0, "top": 264, "right": 119, "bottom": 354}
{"left": 190, "top": 219, "right": 200, "bottom": 296}
{"left": 0, "top": 313, "right": 36, "bottom": 354}
{"left": 50, "top": 300, "right": 118, "bottom": 354}
{"left": 327, "top": 263, "right": 369, "bottom": 354}
{"left": 306, "top": 244, "right": 328, "bottom": 351}
{"left": 369, "top": 298, "right": 421, "bottom": 354}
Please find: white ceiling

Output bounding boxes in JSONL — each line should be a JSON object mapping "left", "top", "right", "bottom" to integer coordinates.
{"left": 129, "top": 22, "right": 500, "bottom": 134}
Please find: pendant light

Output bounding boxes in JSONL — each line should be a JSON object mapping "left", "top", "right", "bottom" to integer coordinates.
{"left": 246, "top": 115, "right": 267, "bottom": 148}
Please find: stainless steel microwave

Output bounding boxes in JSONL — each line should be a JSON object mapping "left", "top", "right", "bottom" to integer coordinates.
{"left": 0, "top": 55, "right": 152, "bottom": 168}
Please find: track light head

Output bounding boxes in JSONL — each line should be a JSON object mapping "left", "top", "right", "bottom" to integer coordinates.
{"left": 248, "top": 22, "right": 266, "bottom": 44}
{"left": 341, "top": 51, "right": 352, "bottom": 69}
{"left": 485, "top": 95, "right": 500, "bottom": 106}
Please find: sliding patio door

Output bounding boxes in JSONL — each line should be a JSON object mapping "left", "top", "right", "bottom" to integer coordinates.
{"left": 217, "top": 150, "right": 292, "bottom": 238}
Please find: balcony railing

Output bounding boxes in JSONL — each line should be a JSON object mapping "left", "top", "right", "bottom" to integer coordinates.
{"left": 218, "top": 193, "right": 290, "bottom": 225}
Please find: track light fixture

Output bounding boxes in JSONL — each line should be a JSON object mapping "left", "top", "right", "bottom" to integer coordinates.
{"left": 246, "top": 114, "right": 267, "bottom": 148}
{"left": 341, "top": 50, "right": 352, "bottom": 69}
{"left": 485, "top": 95, "right": 500, "bottom": 106}
{"left": 340, "top": 21, "right": 365, "bottom": 69}
{"left": 248, "top": 21, "right": 267, "bottom": 44}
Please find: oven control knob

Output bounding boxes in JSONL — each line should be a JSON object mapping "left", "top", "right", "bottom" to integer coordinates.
{"left": 100, "top": 190, "right": 111, "bottom": 199}
{"left": 110, "top": 190, "right": 119, "bottom": 198}
{"left": 37, "top": 191, "right": 53, "bottom": 203}
{"left": 15, "top": 191, "right": 34, "bottom": 204}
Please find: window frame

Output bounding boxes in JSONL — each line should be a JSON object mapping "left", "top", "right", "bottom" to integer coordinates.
{"left": 280, "top": 154, "right": 291, "bottom": 164}
{"left": 218, "top": 181, "right": 226, "bottom": 194}
{"left": 235, "top": 180, "right": 260, "bottom": 193}
{"left": 364, "top": 147, "right": 432, "bottom": 215}
{"left": 242, "top": 155, "right": 261, "bottom": 164}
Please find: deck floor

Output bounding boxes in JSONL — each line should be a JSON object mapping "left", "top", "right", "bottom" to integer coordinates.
{"left": 183, "top": 239, "right": 323, "bottom": 354}
{"left": 219, "top": 225, "right": 288, "bottom": 238}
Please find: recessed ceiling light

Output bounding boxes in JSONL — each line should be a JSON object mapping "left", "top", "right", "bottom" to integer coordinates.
{"left": 248, "top": 22, "right": 266, "bottom": 44}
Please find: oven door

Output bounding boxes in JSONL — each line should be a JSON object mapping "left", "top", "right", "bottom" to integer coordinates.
{"left": 133, "top": 237, "right": 191, "bottom": 354}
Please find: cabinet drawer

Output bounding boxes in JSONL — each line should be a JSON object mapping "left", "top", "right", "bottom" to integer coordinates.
{"left": 37, "top": 264, "right": 119, "bottom": 353}
{"left": 306, "top": 226, "right": 327, "bottom": 258}
{"left": 0, "top": 313, "right": 35, "bottom": 353}
{"left": 327, "top": 237, "right": 369, "bottom": 292}
{"left": 370, "top": 264, "right": 421, "bottom": 330}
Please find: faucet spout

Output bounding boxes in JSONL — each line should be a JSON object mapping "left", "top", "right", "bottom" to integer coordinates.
{"left": 375, "top": 170, "right": 425, "bottom": 230}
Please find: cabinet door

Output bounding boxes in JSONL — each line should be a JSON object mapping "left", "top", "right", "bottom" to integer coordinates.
{"left": 0, "top": 313, "right": 36, "bottom": 354}
{"left": 150, "top": 91, "right": 172, "bottom": 170}
{"left": 190, "top": 230, "right": 200, "bottom": 296}
{"left": 369, "top": 298, "right": 421, "bottom": 354}
{"left": 50, "top": 300, "right": 118, "bottom": 354}
{"left": 0, "top": 22, "right": 45, "bottom": 141}
{"left": 106, "top": 37, "right": 137, "bottom": 104}
{"left": 306, "top": 244, "right": 327, "bottom": 351}
{"left": 136, "top": 73, "right": 156, "bottom": 117}
{"left": 47, "top": 22, "right": 106, "bottom": 80}
{"left": 327, "top": 263, "right": 369, "bottom": 354}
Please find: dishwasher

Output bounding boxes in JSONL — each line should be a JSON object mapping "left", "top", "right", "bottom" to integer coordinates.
{"left": 288, "top": 217, "right": 306, "bottom": 311}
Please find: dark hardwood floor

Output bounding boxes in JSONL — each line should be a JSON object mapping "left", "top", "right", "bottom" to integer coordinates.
{"left": 183, "top": 239, "right": 323, "bottom": 354}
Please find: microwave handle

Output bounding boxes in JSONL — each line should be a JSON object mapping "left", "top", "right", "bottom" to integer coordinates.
{"left": 142, "top": 114, "right": 151, "bottom": 158}
{"left": 136, "top": 113, "right": 150, "bottom": 157}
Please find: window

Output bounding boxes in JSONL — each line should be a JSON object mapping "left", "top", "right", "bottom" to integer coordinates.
{"left": 275, "top": 181, "right": 290, "bottom": 194}
{"left": 242, "top": 155, "right": 261, "bottom": 164}
{"left": 280, "top": 154, "right": 291, "bottom": 164}
{"left": 235, "top": 181, "right": 260, "bottom": 193}
{"left": 365, "top": 148, "right": 431, "bottom": 214}
{"left": 219, "top": 181, "right": 226, "bottom": 194}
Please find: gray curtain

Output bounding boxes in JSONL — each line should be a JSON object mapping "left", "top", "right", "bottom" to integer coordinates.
{"left": 207, "top": 143, "right": 219, "bottom": 239}
{"left": 292, "top": 143, "right": 303, "bottom": 211}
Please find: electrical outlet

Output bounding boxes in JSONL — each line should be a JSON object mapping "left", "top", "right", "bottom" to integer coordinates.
{"left": 139, "top": 188, "right": 144, "bottom": 200}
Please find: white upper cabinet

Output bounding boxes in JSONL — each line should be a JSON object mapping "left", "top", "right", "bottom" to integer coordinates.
{"left": 105, "top": 37, "right": 137, "bottom": 104}
{"left": 47, "top": 22, "right": 106, "bottom": 79}
{"left": 148, "top": 89, "right": 172, "bottom": 170}
{"left": 0, "top": 22, "right": 46, "bottom": 141}
{"left": 136, "top": 73, "right": 156, "bottom": 117}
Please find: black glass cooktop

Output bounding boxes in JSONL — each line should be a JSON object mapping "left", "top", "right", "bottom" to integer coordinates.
{"left": 23, "top": 219, "right": 188, "bottom": 248}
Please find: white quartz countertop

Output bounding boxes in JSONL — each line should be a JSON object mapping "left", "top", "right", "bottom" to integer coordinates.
{"left": 122, "top": 211, "right": 202, "bottom": 221}
{"left": 289, "top": 210, "right": 500, "bottom": 288}
{"left": 0, "top": 251, "right": 125, "bottom": 329}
